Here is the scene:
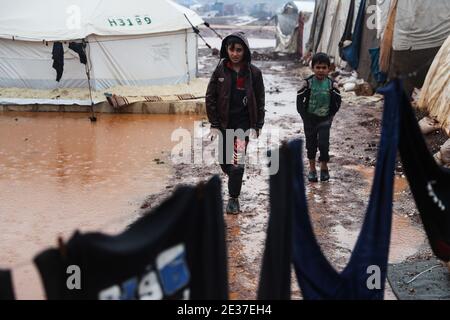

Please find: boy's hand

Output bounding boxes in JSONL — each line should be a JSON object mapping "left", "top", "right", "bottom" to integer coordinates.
{"left": 250, "top": 129, "right": 260, "bottom": 139}
{"left": 208, "top": 128, "right": 220, "bottom": 141}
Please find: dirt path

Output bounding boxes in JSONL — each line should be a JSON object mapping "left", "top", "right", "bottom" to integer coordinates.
{"left": 139, "top": 46, "right": 430, "bottom": 300}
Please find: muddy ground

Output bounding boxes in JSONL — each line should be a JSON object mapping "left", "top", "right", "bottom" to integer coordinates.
{"left": 139, "top": 31, "right": 445, "bottom": 299}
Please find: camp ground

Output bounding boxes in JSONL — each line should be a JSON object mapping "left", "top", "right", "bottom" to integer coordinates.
{"left": 0, "top": 0, "right": 449, "bottom": 302}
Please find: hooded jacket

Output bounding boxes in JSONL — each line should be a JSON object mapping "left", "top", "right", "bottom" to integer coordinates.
{"left": 205, "top": 32, "right": 265, "bottom": 130}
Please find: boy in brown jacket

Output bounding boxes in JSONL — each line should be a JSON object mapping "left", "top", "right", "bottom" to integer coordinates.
{"left": 205, "top": 32, "right": 265, "bottom": 214}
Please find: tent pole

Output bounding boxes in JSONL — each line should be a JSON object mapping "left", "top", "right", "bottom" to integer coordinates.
{"left": 185, "top": 29, "right": 191, "bottom": 84}
{"left": 84, "top": 39, "right": 97, "bottom": 122}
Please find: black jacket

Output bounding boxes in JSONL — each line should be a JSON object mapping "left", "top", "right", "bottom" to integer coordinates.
{"left": 296, "top": 75, "right": 341, "bottom": 121}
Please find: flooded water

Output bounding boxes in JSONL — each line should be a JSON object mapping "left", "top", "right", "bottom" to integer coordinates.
{"left": 0, "top": 112, "right": 201, "bottom": 299}
{"left": 335, "top": 165, "right": 426, "bottom": 263}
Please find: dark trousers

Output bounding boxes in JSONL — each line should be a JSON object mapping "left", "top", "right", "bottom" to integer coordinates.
{"left": 303, "top": 116, "right": 332, "bottom": 162}
{"left": 218, "top": 129, "right": 249, "bottom": 198}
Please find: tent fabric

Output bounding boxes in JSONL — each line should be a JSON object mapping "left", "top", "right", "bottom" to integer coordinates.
{"left": 292, "top": 1, "right": 316, "bottom": 13}
{"left": 316, "top": 0, "right": 340, "bottom": 57}
{"left": 356, "top": 0, "right": 379, "bottom": 83}
{"left": 339, "top": 0, "right": 356, "bottom": 60}
{"left": 393, "top": 0, "right": 450, "bottom": 51}
{"left": 325, "top": 0, "right": 354, "bottom": 66}
{"left": 398, "top": 78, "right": 450, "bottom": 262}
{"left": 342, "top": 0, "right": 367, "bottom": 70}
{"left": 312, "top": 0, "right": 361, "bottom": 66}
{"left": 0, "top": 0, "right": 203, "bottom": 41}
{"left": 376, "top": 0, "right": 392, "bottom": 40}
{"left": 0, "top": 98, "right": 102, "bottom": 105}
{"left": 275, "top": 1, "right": 315, "bottom": 55}
{"left": 418, "top": 35, "right": 450, "bottom": 130}
{"left": 388, "top": 46, "right": 441, "bottom": 95}
{"left": 0, "top": 0, "right": 202, "bottom": 91}
{"left": 0, "top": 32, "right": 198, "bottom": 90}
{"left": 306, "top": 0, "right": 328, "bottom": 54}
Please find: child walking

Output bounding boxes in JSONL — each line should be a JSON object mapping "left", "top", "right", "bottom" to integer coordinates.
{"left": 297, "top": 53, "right": 341, "bottom": 182}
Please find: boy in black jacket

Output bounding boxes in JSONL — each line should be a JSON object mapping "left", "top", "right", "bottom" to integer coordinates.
{"left": 297, "top": 53, "right": 341, "bottom": 182}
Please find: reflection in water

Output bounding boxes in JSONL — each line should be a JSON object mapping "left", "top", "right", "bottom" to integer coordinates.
{"left": 0, "top": 112, "right": 201, "bottom": 299}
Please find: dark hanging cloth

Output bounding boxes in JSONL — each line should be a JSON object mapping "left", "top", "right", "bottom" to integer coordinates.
{"left": 52, "top": 42, "right": 64, "bottom": 82}
{"left": 339, "top": 0, "right": 356, "bottom": 60}
{"left": 342, "top": 0, "right": 367, "bottom": 69}
{"left": 257, "top": 141, "right": 293, "bottom": 300}
{"left": 34, "top": 176, "right": 228, "bottom": 300}
{"left": 369, "top": 47, "right": 387, "bottom": 84}
{"left": 396, "top": 79, "right": 450, "bottom": 262}
{"left": 68, "top": 42, "right": 87, "bottom": 65}
{"left": 0, "top": 269, "right": 15, "bottom": 300}
{"left": 258, "top": 79, "right": 400, "bottom": 299}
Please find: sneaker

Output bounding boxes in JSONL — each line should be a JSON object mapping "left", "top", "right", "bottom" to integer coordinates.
{"left": 226, "top": 197, "right": 240, "bottom": 214}
{"left": 320, "top": 170, "right": 330, "bottom": 182}
{"left": 308, "top": 171, "right": 318, "bottom": 182}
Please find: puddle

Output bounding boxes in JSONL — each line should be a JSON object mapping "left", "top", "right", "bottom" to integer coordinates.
{"left": 0, "top": 112, "right": 201, "bottom": 299}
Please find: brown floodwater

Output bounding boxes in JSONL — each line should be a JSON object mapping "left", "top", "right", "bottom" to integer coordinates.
{"left": 0, "top": 112, "right": 201, "bottom": 299}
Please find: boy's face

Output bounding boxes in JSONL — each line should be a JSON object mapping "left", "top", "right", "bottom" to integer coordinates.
{"left": 227, "top": 43, "right": 245, "bottom": 65}
{"left": 313, "top": 63, "right": 330, "bottom": 80}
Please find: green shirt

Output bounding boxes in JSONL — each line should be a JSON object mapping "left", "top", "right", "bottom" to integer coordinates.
{"left": 308, "top": 77, "right": 331, "bottom": 117}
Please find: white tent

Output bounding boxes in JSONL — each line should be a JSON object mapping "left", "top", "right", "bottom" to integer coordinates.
{"left": 0, "top": 0, "right": 203, "bottom": 90}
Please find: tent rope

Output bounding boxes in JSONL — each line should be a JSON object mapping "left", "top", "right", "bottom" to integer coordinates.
{"left": 184, "top": 14, "right": 212, "bottom": 50}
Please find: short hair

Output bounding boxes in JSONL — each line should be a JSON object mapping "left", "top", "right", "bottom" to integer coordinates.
{"left": 312, "top": 52, "right": 331, "bottom": 67}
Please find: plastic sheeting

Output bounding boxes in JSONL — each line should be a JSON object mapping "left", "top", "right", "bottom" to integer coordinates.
{"left": 275, "top": 1, "right": 315, "bottom": 55}
{"left": 418, "top": 35, "right": 450, "bottom": 131}
{"left": 393, "top": 0, "right": 450, "bottom": 51}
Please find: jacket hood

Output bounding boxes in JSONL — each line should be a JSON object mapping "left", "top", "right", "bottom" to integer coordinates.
{"left": 220, "top": 31, "right": 252, "bottom": 63}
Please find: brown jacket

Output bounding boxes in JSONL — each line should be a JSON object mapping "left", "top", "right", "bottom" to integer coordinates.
{"left": 205, "top": 32, "right": 265, "bottom": 130}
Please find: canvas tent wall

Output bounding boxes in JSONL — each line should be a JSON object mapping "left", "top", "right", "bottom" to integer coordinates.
{"left": 343, "top": 0, "right": 449, "bottom": 93}
{"left": 306, "top": 0, "right": 328, "bottom": 54}
{"left": 306, "top": 0, "right": 361, "bottom": 64}
{"left": 418, "top": 35, "right": 450, "bottom": 134}
{"left": 275, "top": 1, "right": 315, "bottom": 55}
{"left": 387, "top": 0, "right": 450, "bottom": 94}
{"left": 0, "top": 0, "right": 203, "bottom": 91}
{"left": 355, "top": 0, "right": 387, "bottom": 86}
{"left": 307, "top": 0, "right": 449, "bottom": 94}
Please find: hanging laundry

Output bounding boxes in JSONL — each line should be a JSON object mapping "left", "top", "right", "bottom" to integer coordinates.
{"left": 0, "top": 269, "right": 15, "bottom": 300}
{"left": 52, "top": 42, "right": 64, "bottom": 82}
{"left": 368, "top": 47, "right": 387, "bottom": 84}
{"left": 395, "top": 79, "right": 450, "bottom": 262}
{"left": 339, "top": 0, "right": 356, "bottom": 60}
{"left": 68, "top": 42, "right": 87, "bottom": 65}
{"left": 259, "top": 79, "right": 399, "bottom": 299}
{"left": 34, "top": 176, "right": 228, "bottom": 300}
{"left": 257, "top": 142, "right": 293, "bottom": 300}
